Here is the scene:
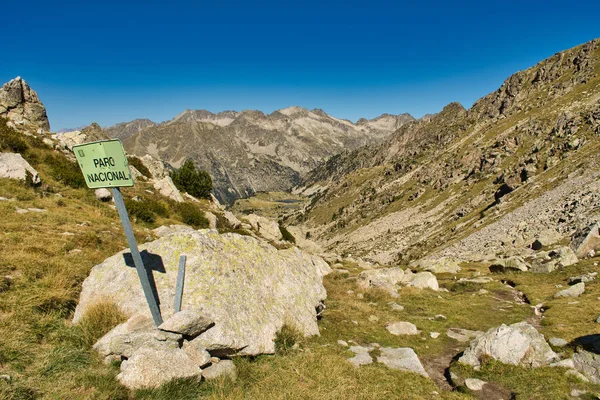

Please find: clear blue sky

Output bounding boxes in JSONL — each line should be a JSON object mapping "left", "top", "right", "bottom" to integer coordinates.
{"left": 1, "top": 1, "right": 599, "bottom": 130}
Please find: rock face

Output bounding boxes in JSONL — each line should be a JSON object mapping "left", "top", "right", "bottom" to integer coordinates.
{"left": 0, "top": 77, "right": 49, "bottom": 133}
{"left": 459, "top": 322, "right": 557, "bottom": 367}
{"left": 122, "top": 107, "right": 413, "bottom": 204}
{"left": 73, "top": 229, "right": 330, "bottom": 356}
{"left": 0, "top": 153, "right": 40, "bottom": 185}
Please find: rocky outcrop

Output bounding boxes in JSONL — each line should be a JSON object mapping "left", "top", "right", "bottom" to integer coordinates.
{"left": 0, "top": 77, "right": 49, "bottom": 133}
{"left": 74, "top": 229, "right": 330, "bottom": 356}
{"left": 243, "top": 214, "right": 283, "bottom": 242}
{"left": 458, "top": 322, "right": 557, "bottom": 367}
{"left": 54, "top": 122, "right": 110, "bottom": 150}
{"left": 0, "top": 153, "right": 40, "bottom": 185}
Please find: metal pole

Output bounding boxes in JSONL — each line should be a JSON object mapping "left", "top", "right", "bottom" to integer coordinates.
{"left": 111, "top": 188, "right": 163, "bottom": 326}
{"left": 174, "top": 255, "right": 186, "bottom": 312}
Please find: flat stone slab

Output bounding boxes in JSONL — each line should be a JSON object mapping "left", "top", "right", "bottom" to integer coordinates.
{"left": 377, "top": 347, "right": 429, "bottom": 377}
{"left": 159, "top": 309, "right": 214, "bottom": 338}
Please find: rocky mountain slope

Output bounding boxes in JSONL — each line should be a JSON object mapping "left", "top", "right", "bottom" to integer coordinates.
{"left": 118, "top": 107, "right": 413, "bottom": 204}
{"left": 294, "top": 38, "right": 600, "bottom": 266}
{"left": 104, "top": 118, "right": 157, "bottom": 140}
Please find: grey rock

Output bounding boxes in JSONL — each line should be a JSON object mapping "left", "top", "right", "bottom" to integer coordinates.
{"left": 573, "top": 350, "right": 600, "bottom": 384}
{"left": 94, "top": 188, "right": 112, "bottom": 202}
{"left": 74, "top": 230, "right": 329, "bottom": 356}
{"left": 0, "top": 77, "right": 50, "bottom": 132}
{"left": 458, "top": 322, "right": 557, "bottom": 367}
{"left": 243, "top": 214, "right": 282, "bottom": 241}
{"left": 153, "top": 176, "right": 184, "bottom": 202}
{"left": 465, "top": 378, "right": 486, "bottom": 391}
{"left": 550, "top": 358, "right": 575, "bottom": 368}
{"left": 337, "top": 340, "right": 348, "bottom": 347}
{"left": 0, "top": 153, "right": 40, "bottom": 185}
{"left": 430, "top": 332, "right": 440, "bottom": 339}
{"left": 554, "top": 282, "right": 585, "bottom": 298}
{"left": 357, "top": 267, "right": 404, "bottom": 296}
{"left": 386, "top": 321, "right": 419, "bottom": 336}
{"left": 182, "top": 340, "right": 212, "bottom": 368}
{"left": 489, "top": 256, "right": 530, "bottom": 272}
{"left": 201, "top": 359, "right": 237, "bottom": 381}
{"left": 572, "top": 222, "right": 600, "bottom": 258}
{"left": 388, "top": 302, "right": 405, "bottom": 311}
{"left": 117, "top": 348, "right": 201, "bottom": 389}
{"left": 413, "top": 257, "right": 461, "bottom": 274}
{"left": 446, "top": 328, "right": 484, "bottom": 342}
{"left": 549, "top": 337, "right": 568, "bottom": 347}
{"left": 158, "top": 309, "right": 213, "bottom": 338}
{"left": 568, "top": 272, "right": 596, "bottom": 285}
{"left": 376, "top": 347, "right": 429, "bottom": 377}
{"left": 349, "top": 345, "right": 374, "bottom": 354}
{"left": 348, "top": 352, "right": 373, "bottom": 367}
{"left": 222, "top": 211, "right": 241, "bottom": 229}
{"left": 407, "top": 272, "right": 439, "bottom": 291}
{"left": 204, "top": 212, "right": 218, "bottom": 229}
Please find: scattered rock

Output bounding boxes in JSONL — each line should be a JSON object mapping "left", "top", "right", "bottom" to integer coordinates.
{"left": 568, "top": 272, "right": 596, "bottom": 285}
{"left": 376, "top": 347, "right": 429, "bottom": 377}
{"left": 117, "top": 348, "right": 201, "bottom": 389}
{"left": 243, "top": 214, "right": 283, "bottom": 241}
{"left": 388, "top": 302, "right": 405, "bottom": 311}
{"left": 573, "top": 350, "right": 600, "bottom": 384}
{"left": 94, "top": 188, "right": 112, "bottom": 202}
{"left": 554, "top": 282, "right": 585, "bottom": 298}
{"left": 201, "top": 359, "right": 237, "bottom": 381}
{"left": 458, "top": 322, "right": 557, "bottom": 367}
{"left": 549, "top": 337, "right": 568, "bottom": 348}
{"left": 158, "top": 309, "right": 214, "bottom": 338}
{"left": 465, "top": 378, "right": 487, "bottom": 391}
{"left": 446, "top": 328, "right": 484, "bottom": 342}
{"left": 0, "top": 153, "right": 41, "bottom": 185}
{"left": 181, "top": 340, "right": 212, "bottom": 368}
{"left": 386, "top": 321, "right": 419, "bottom": 336}
{"left": 430, "top": 332, "right": 440, "bottom": 339}
{"left": 337, "top": 340, "right": 348, "bottom": 347}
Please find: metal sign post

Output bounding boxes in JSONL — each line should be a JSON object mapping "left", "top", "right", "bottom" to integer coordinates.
{"left": 73, "top": 139, "right": 163, "bottom": 326}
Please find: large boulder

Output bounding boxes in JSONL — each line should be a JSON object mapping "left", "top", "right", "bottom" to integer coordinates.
{"left": 573, "top": 350, "right": 600, "bottom": 384}
{"left": 153, "top": 176, "right": 184, "bottom": 202}
{"left": 74, "top": 229, "right": 330, "bottom": 356}
{"left": 357, "top": 267, "right": 404, "bottom": 296}
{"left": 0, "top": 76, "right": 50, "bottom": 133}
{"left": 458, "top": 322, "right": 557, "bottom": 367}
{"left": 407, "top": 272, "right": 439, "bottom": 291}
{"left": 243, "top": 214, "right": 283, "bottom": 241}
{"left": 0, "top": 153, "right": 40, "bottom": 185}
{"left": 571, "top": 222, "right": 600, "bottom": 258}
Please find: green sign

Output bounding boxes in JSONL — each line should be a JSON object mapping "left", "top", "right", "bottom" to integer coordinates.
{"left": 73, "top": 139, "right": 134, "bottom": 189}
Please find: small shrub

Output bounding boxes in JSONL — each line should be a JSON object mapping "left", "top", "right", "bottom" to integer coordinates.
{"left": 44, "top": 153, "right": 86, "bottom": 188}
{"left": 171, "top": 159, "right": 212, "bottom": 199}
{"left": 77, "top": 301, "right": 127, "bottom": 346}
{"left": 127, "top": 156, "right": 152, "bottom": 178}
{"left": 279, "top": 224, "right": 296, "bottom": 243}
{"left": 124, "top": 199, "right": 156, "bottom": 223}
{"left": 274, "top": 324, "right": 303, "bottom": 353}
{"left": 176, "top": 203, "right": 208, "bottom": 228}
{"left": 0, "top": 117, "right": 28, "bottom": 153}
